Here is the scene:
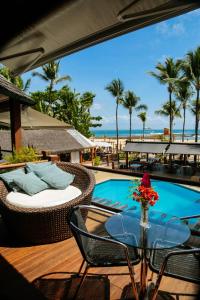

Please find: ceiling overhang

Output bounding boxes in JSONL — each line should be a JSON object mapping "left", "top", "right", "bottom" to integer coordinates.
{"left": 0, "top": 0, "right": 199, "bottom": 75}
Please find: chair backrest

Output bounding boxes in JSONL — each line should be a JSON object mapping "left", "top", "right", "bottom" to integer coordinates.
{"left": 69, "top": 206, "right": 89, "bottom": 261}
{"left": 150, "top": 240, "right": 200, "bottom": 284}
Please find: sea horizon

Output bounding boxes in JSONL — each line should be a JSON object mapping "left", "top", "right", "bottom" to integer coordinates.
{"left": 91, "top": 129, "right": 200, "bottom": 138}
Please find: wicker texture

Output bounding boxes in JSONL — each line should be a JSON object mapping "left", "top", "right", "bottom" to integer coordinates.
{"left": 70, "top": 207, "right": 140, "bottom": 267}
{"left": 150, "top": 245, "right": 200, "bottom": 284}
{"left": 0, "top": 162, "right": 95, "bottom": 245}
{"left": 87, "top": 238, "right": 140, "bottom": 266}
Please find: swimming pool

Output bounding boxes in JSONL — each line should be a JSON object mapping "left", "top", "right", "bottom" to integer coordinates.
{"left": 93, "top": 179, "right": 200, "bottom": 217}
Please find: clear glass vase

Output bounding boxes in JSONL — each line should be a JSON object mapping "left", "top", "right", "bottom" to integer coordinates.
{"left": 140, "top": 202, "right": 150, "bottom": 229}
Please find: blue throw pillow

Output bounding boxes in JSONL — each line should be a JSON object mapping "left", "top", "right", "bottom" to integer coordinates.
{"left": 0, "top": 168, "right": 25, "bottom": 191}
{"left": 35, "top": 164, "right": 75, "bottom": 190}
{"left": 26, "top": 161, "right": 52, "bottom": 173}
{"left": 13, "top": 172, "right": 49, "bottom": 196}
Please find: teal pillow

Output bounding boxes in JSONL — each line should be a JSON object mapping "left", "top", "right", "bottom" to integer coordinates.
{"left": 35, "top": 164, "right": 75, "bottom": 190}
{"left": 0, "top": 168, "right": 25, "bottom": 191}
{"left": 26, "top": 161, "right": 52, "bottom": 173}
{"left": 13, "top": 173, "right": 49, "bottom": 196}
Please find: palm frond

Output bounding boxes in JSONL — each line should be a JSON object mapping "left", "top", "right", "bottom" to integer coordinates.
{"left": 32, "top": 71, "right": 49, "bottom": 82}
{"left": 136, "top": 104, "right": 148, "bottom": 111}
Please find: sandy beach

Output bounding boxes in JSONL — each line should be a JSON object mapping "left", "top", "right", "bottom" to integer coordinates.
{"left": 90, "top": 134, "right": 195, "bottom": 152}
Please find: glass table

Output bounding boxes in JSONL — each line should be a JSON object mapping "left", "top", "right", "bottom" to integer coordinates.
{"left": 130, "top": 163, "right": 142, "bottom": 172}
{"left": 105, "top": 209, "right": 191, "bottom": 299}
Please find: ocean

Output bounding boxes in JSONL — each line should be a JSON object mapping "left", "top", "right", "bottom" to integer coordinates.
{"left": 91, "top": 129, "right": 198, "bottom": 138}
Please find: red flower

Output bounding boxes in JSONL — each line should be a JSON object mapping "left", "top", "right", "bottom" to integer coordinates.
{"left": 132, "top": 173, "right": 159, "bottom": 206}
{"left": 141, "top": 172, "right": 151, "bottom": 187}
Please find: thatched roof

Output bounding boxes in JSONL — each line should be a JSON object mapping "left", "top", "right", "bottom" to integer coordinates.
{"left": 0, "top": 75, "right": 34, "bottom": 111}
{"left": 0, "top": 107, "right": 70, "bottom": 129}
{"left": 0, "top": 1, "right": 199, "bottom": 74}
{"left": 0, "top": 129, "right": 95, "bottom": 153}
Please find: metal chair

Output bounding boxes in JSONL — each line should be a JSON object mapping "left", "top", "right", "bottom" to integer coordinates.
{"left": 149, "top": 214, "right": 200, "bottom": 300}
{"left": 68, "top": 205, "right": 140, "bottom": 300}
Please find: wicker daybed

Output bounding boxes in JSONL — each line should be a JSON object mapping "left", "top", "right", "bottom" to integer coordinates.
{"left": 0, "top": 162, "right": 95, "bottom": 245}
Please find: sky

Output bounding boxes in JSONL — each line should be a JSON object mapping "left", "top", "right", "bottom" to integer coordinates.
{"left": 23, "top": 8, "right": 200, "bottom": 131}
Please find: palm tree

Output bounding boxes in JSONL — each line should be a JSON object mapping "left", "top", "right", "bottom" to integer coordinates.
{"left": 138, "top": 112, "right": 147, "bottom": 140}
{"left": 190, "top": 100, "right": 200, "bottom": 136}
{"left": 0, "top": 65, "right": 31, "bottom": 91}
{"left": 175, "top": 80, "right": 193, "bottom": 142}
{"left": 149, "top": 57, "right": 182, "bottom": 142}
{"left": 32, "top": 60, "right": 71, "bottom": 114}
{"left": 155, "top": 101, "right": 181, "bottom": 140}
{"left": 105, "top": 79, "right": 124, "bottom": 154}
{"left": 122, "top": 90, "right": 147, "bottom": 141}
{"left": 182, "top": 47, "right": 200, "bottom": 142}
{"left": 80, "top": 92, "right": 95, "bottom": 113}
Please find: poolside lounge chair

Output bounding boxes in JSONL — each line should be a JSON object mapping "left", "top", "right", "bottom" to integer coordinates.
{"left": 110, "top": 201, "right": 120, "bottom": 207}
{"left": 0, "top": 162, "right": 95, "bottom": 244}
{"left": 116, "top": 204, "right": 128, "bottom": 210}
{"left": 68, "top": 205, "right": 140, "bottom": 300}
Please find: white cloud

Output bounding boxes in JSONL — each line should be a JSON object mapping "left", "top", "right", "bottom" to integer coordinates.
{"left": 147, "top": 115, "right": 168, "bottom": 128}
{"left": 156, "top": 21, "right": 168, "bottom": 34}
{"left": 156, "top": 21, "right": 185, "bottom": 37}
{"left": 102, "top": 114, "right": 129, "bottom": 123}
{"left": 118, "top": 114, "right": 129, "bottom": 121}
{"left": 92, "top": 102, "right": 102, "bottom": 110}
{"left": 172, "top": 23, "right": 185, "bottom": 35}
{"left": 102, "top": 116, "right": 115, "bottom": 124}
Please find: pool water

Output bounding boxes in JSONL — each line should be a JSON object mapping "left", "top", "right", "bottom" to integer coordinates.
{"left": 93, "top": 179, "right": 200, "bottom": 217}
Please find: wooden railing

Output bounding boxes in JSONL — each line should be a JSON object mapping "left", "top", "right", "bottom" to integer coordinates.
{"left": 0, "top": 154, "right": 60, "bottom": 171}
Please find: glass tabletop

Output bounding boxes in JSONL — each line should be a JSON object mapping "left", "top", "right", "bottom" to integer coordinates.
{"left": 105, "top": 209, "right": 191, "bottom": 250}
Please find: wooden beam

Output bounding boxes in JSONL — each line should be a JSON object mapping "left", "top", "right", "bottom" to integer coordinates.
{"left": 9, "top": 98, "right": 22, "bottom": 151}
{"left": 126, "top": 152, "right": 128, "bottom": 168}
{"left": 79, "top": 151, "right": 83, "bottom": 163}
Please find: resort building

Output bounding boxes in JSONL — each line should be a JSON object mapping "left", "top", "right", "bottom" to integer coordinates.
{"left": 0, "top": 1, "right": 199, "bottom": 300}
{"left": 0, "top": 106, "right": 95, "bottom": 163}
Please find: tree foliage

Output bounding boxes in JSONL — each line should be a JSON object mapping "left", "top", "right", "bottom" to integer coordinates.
{"left": 105, "top": 78, "right": 124, "bottom": 154}
{"left": 149, "top": 57, "right": 182, "bottom": 142}
{"left": 182, "top": 46, "right": 200, "bottom": 142}
{"left": 31, "top": 86, "right": 102, "bottom": 137}
{"left": 122, "top": 90, "right": 147, "bottom": 141}
{"left": 155, "top": 100, "right": 181, "bottom": 139}
{"left": 0, "top": 65, "right": 31, "bottom": 91}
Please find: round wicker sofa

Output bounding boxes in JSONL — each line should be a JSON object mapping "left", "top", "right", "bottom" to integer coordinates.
{"left": 0, "top": 162, "right": 95, "bottom": 245}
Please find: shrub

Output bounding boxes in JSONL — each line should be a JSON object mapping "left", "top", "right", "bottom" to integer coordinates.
{"left": 4, "top": 147, "right": 39, "bottom": 163}
{"left": 160, "top": 134, "right": 168, "bottom": 142}
{"left": 129, "top": 153, "right": 140, "bottom": 161}
{"left": 118, "top": 152, "right": 126, "bottom": 160}
{"left": 93, "top": 156, "right": 101, "bottom": 166}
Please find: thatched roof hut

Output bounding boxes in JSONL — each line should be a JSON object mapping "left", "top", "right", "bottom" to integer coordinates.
{"left": 0, "top": 107, "right": 95, "bottom": 162}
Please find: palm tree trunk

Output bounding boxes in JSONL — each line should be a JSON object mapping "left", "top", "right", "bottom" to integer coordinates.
{"left": 195, "top": 88, "right": 200, "bottom": 143}
{"left": 129, "top": 109, "right": 132, "bottom": 141}
{"left": 143, "top": 122, "right": 145, "bottom": 140}
{"left": 116, "top": 101, "right": 119, "bottom": 155}
{"left": 48, "top": 80, "right": 53, "bottom": 115}
{"left": 182, "top": 106, "right": 186, "bottom": 142}
{"left": 169, "top": 90, "right": 172, "bottom": 143}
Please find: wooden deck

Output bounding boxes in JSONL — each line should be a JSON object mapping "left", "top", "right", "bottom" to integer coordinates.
{"left": 0, "top": 210, "right": 199, "bottom": 300}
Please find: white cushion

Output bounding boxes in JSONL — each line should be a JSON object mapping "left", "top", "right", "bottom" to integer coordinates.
{"left": 6, "top": 185, "right": 82, "bottom": 208}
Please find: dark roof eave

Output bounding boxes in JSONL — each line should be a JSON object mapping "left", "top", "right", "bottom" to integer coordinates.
{"left": 0, "top": 88, "right": 34, "bottom": 105}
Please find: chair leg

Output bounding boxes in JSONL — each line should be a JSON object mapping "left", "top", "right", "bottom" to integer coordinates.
{"left": 78, "top": 259, "right": 85, "bottom": 274}
{"left": 125, "top": 249, "right": 139, "bottom": 300}
{"left": 73, "top": 263, "right": 89, "bottom": 300}
{"left": 151, "top": 266, "right": 165, "bottom": 300}
{"left": 148, "top": 271, "right": 154, "bottom": 281}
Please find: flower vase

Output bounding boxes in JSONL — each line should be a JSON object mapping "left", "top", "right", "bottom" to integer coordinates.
{"left": 140, "top": 202, "right": 150, "bottom": 229}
